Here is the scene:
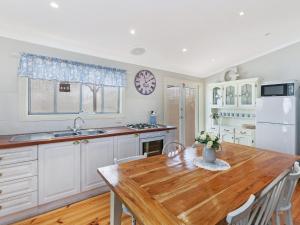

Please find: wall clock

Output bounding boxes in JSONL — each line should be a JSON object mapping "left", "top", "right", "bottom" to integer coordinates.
{"left": 134, "top": 70, "right": 156, "bottom": 95}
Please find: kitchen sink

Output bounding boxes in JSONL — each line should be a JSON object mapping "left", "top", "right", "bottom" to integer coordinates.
{"left": 52, "top": 131, "right": 79, "bottom": 138}
{"left": 79, "top": 129, "right": 106, "bottom": 136}
{"left": 10, "top": 129, "right": 107, "bottom": 142}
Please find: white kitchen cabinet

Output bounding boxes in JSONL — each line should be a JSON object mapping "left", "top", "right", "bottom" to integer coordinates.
{"left": 165, "top": 130, "right": 176, "bottom": 143}
{"left": 114, "top": 134, "right": 140, "bottom": 160}
{"left": 0, "top": 146, "right": 37, "bottom": 166}
{"left": 38, "top": 141, "right": 81, "bottom": 205}
{"left": 223, "top": 84, "right": 238, "bottom": 108}
{"left": 237, "top": 80, "right": 257, "bottom": 108}
{"left": 209, "top": 84, "right": 223, "bottom": 108}
{"left": 235, "top": 135, "right": 254, "bottom": 146}
{"left": 81, "top": 137, "right": 114, "bottom": 192}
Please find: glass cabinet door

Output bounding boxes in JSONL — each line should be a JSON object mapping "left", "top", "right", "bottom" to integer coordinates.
{"left": 211, "top": 86, "right": 223, "bottom": 107}
{"left": 238, "top": 82, "right": 256, "bottom": 108}
{"left": 224, "top": 85, "right": 237, "bottom": 107}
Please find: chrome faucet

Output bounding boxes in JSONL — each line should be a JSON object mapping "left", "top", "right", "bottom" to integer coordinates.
{"left": 69, "top": 117, "right": 85, "bottom": 133}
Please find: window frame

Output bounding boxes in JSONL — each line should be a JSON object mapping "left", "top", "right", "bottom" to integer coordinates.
{"left": 27, "top": 78, "right": 122, "bottom": 116}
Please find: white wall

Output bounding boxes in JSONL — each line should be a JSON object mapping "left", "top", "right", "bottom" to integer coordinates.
{"left": 0, "top": 36, "right": 202, "bottom": 135}
{"left": 204, "top": 41, "right": 300, "bottom": 129}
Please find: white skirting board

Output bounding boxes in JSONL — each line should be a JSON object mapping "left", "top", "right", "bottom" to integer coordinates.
{"left": 0, "top": 185, "right": 110, "bottom": 225}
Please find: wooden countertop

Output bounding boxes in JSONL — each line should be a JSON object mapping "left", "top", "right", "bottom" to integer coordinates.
{"left": 98, "top": 143, "right": 298, "bottom": 225}
{"left": 0, "top": 126, "right": 176, "bottom": 150}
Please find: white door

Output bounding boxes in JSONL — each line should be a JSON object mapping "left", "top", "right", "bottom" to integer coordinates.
{"left": 81, "top": 138, "right": 114, "bottom": 192}
{"left": 165, "top": 83, "right": 198, "bottom": 146}
{"left": 238, "top": 82, "right": 257, "bottom": 108}
{"left": 38, "top": 141, "right": 81, "bottom": 205}
{"left": 114, "top": 134, "right": 139, "bottom": 160}
{"left": 256, "top": 123, "right": 296, "bottom": 155}
{"left": 256, "top": 96, "right": 296, "bottom": 124}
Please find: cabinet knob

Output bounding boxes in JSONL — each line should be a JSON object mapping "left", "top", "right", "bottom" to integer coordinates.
{"left": 73, "top": 141, "right": 80, "bottom": 145}
{"left": 0, "top": 157, "right": 2, "bottom": 161}
{"left": 134, "top": 134, "right": 139, "bottom": 137}
{"left": 0, "top": 173, "right": 2, "bottom": 177}
{"left": 0, "top": 190, "right": 2, "bottom": 194}
{"left": 0, "top": 205, "right": 2, "bottom": 210}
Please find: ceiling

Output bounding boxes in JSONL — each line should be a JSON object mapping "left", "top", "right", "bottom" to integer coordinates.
{"left": 0, "top": 0, "right": 299, "bottom": 78}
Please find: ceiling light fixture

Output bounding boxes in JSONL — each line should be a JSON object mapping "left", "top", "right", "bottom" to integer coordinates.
{"left": 50, "top": 1, "right": 59, "bottom": 8}
{"left": 130, "top": 29, "right": 136, "bottom": 35}
{"left": 182, "top": 48, "right": 187, "bottom": 53}
{"left": 239, "top": 11, "right": 245, "bottom": 16}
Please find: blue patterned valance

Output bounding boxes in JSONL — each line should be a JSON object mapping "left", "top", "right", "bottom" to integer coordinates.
{"left": 18, "top": 53, "right": 127, "bottom": 87}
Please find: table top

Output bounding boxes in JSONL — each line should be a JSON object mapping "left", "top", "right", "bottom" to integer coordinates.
{"left": 98, "top": 143, "right": 298, "bottom": 225}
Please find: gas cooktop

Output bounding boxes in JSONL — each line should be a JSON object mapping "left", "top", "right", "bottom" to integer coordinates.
{"left": 127, "top": 123, "right": 159, "bottom": 130}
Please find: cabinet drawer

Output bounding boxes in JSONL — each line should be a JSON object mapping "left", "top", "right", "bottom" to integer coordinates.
{"left": 236, "top": 128, "right": 255, "bottom": 136}
{"left": 0, "top": 176, "right": 37, "bottom": 200}
{"left": 0, "top": 161, "right": 37, "bottom": 183}
{"left": 0, "top": 191, "right": 37, "bottom": 217}
{"left": 0, "top": 146, "right": 37, "bottom": 166}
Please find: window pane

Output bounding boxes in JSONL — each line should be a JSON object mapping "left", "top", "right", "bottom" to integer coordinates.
{"left": 56, "top": 82, "right": 80, "bottom": 113}
{"left": 82, "top": 85, "right": 94, "bottom": 113}
{"left": 96, "top": 87, "right": 103, "bottom": 113}
{"left": 103, "top": 87, "right": 119, "bottom": 113}
{"left": 30, "top": 79, "right": 54, "bottom": 113}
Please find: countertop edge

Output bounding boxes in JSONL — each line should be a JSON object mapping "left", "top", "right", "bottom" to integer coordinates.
{"left": 0, "top": 126, "right": 176, "bottom": 150}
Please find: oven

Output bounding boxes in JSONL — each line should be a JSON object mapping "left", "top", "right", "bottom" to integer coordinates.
{"left": 139, "top": 131, "right": 166, "bottom": 157}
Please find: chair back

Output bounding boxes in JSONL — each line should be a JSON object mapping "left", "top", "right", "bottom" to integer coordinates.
{"left": 277, "top": 161, "right": 300, "bottom": 209}
{"left": 227, "top": 169, "right": 290, "bottom": 225}
{"left": 162, "top": 141, "right": 186, "bottom": 157}
{"left": 226, "top": 195, "right": 256, "bottom": 225}
{"left": 114, "top": 153, "right": 147, "bottom": 165}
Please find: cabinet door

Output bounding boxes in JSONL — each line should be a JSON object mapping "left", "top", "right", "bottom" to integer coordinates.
{"left": 221, "top": 133, "right": 234, "bottom": 143}
{"left": 114, "top": 134, "right": 140, "bottom": 160}
{"left": 38, "top": 141, "right": 81, "bottom": 205}
{"left": 238, "top": 82, "right": 257, "bottom": 108}
{"left": 235, "top": 136, "right": 254, "bottom": 146}
{"left": 81, "top": 138, "right": 114, "bottom": 192}
{"left": 224, "top": 84, "right": 237, "bottom": 107}
{"left": 210, "top": 85, "right": 223, "bottom": 108}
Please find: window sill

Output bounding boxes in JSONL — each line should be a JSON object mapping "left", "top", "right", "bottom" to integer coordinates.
{"left": 19, "top": 112, "right": 125, "bottom": 122}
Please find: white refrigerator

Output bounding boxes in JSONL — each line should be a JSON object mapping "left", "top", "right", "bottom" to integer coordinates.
{"left": 256, "top": 96, "right": 299, "bottom": 155}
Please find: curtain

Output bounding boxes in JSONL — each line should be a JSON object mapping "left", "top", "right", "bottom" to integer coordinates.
{"left": 18, "top": 53, "right": 127, "bottom": 87}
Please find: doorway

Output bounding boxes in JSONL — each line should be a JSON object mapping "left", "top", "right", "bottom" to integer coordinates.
{"left": 164, "top": 82, "right": 200, "bottom": 146}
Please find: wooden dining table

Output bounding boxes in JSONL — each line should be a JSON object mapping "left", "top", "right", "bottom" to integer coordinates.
{"left": 97, "top": 143, "right": 298, "bottom": 225}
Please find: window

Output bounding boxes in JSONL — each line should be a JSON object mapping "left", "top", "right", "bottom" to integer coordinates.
{"left": 28, "top": 79, "right": 121, "bottom": 115}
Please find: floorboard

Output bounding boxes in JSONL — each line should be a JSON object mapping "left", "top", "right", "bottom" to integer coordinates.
{"left": 11, "top": 184, "right": 300, "bottom": 225}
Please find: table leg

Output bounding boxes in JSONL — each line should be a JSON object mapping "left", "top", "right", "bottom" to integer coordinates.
{"left": 110, "top": 190, "right": 122, "bottom": 225}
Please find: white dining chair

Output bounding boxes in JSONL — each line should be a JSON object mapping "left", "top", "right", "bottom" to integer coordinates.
{"left": 275, "top": 161, "right": 300, "bottom": 225}
{"left": 114, "top": 154, "right": 147, "bottom": 225}
{"left": 162, "top": 141, "right": 186, "bottom": 157}
{"left": 226, "top": 169, "right": 290, "bottom": 225}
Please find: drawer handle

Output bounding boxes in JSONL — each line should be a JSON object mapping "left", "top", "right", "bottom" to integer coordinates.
{"left": 81, "top": 139, "right": 89, "bottom": 144}
{"left": 0, "top": 190, "right": 2, "bottom": 194}
{"left": 0, "top": 157, "right": 2, "bottom": 161}
{"left": 0, "top": 205, "right": 2, "bottom": 210}
{"left": 134, "top": 134, "right": 139, "bottom": 137}
{"left": 240, "top": 131, "right": 247, "bottom": 134}
{"left": 73, "top": 141, "right": 80, "bottom": 145}
{"left": 0, "top": 173, "right": 2, "bottom": 177}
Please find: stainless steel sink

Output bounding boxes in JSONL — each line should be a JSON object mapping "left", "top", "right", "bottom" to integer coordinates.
{"left": 79, "top": 129, "right": 106, "bottom": 136}
{"left": 52, "top": 131, "right": 79, "bottom": 138}
{"left": 10, "top": 129, "right": 107, "bottom": 142}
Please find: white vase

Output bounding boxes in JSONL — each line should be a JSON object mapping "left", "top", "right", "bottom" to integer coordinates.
{"left": 203, "top": 146, "right": 216, "bottom": 163}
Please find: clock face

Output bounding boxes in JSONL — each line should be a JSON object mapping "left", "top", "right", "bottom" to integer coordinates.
{"left": 134, "top": 70, "right": 156, "bottom": 95}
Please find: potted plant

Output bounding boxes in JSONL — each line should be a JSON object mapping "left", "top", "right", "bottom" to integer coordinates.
{"left": 195, "top": 131, "right": 221, "bottom": 163}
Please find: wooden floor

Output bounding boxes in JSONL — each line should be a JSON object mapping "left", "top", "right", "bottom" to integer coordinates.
{"left": 12, "top": 184, "right": 300, "bottom": 225}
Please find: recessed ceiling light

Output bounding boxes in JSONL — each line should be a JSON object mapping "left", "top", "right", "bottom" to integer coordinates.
{"left": 182, "top": 48, "right": 187, "bottom": 53}
{"left": 130, "top": 29, "right": 136, "bottom": 35}
{"left": 50, "top": 1, "right": 59, "bottom": 8}
{"left": 130, "top": 48, "right": 146, "bottom": 55}
{"left": 239, "top": 11, "right": 245, "bottom": 16}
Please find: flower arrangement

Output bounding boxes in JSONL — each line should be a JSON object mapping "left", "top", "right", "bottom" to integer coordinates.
{"left": 195, "top": 131, "right": 221, "bottom": 150}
